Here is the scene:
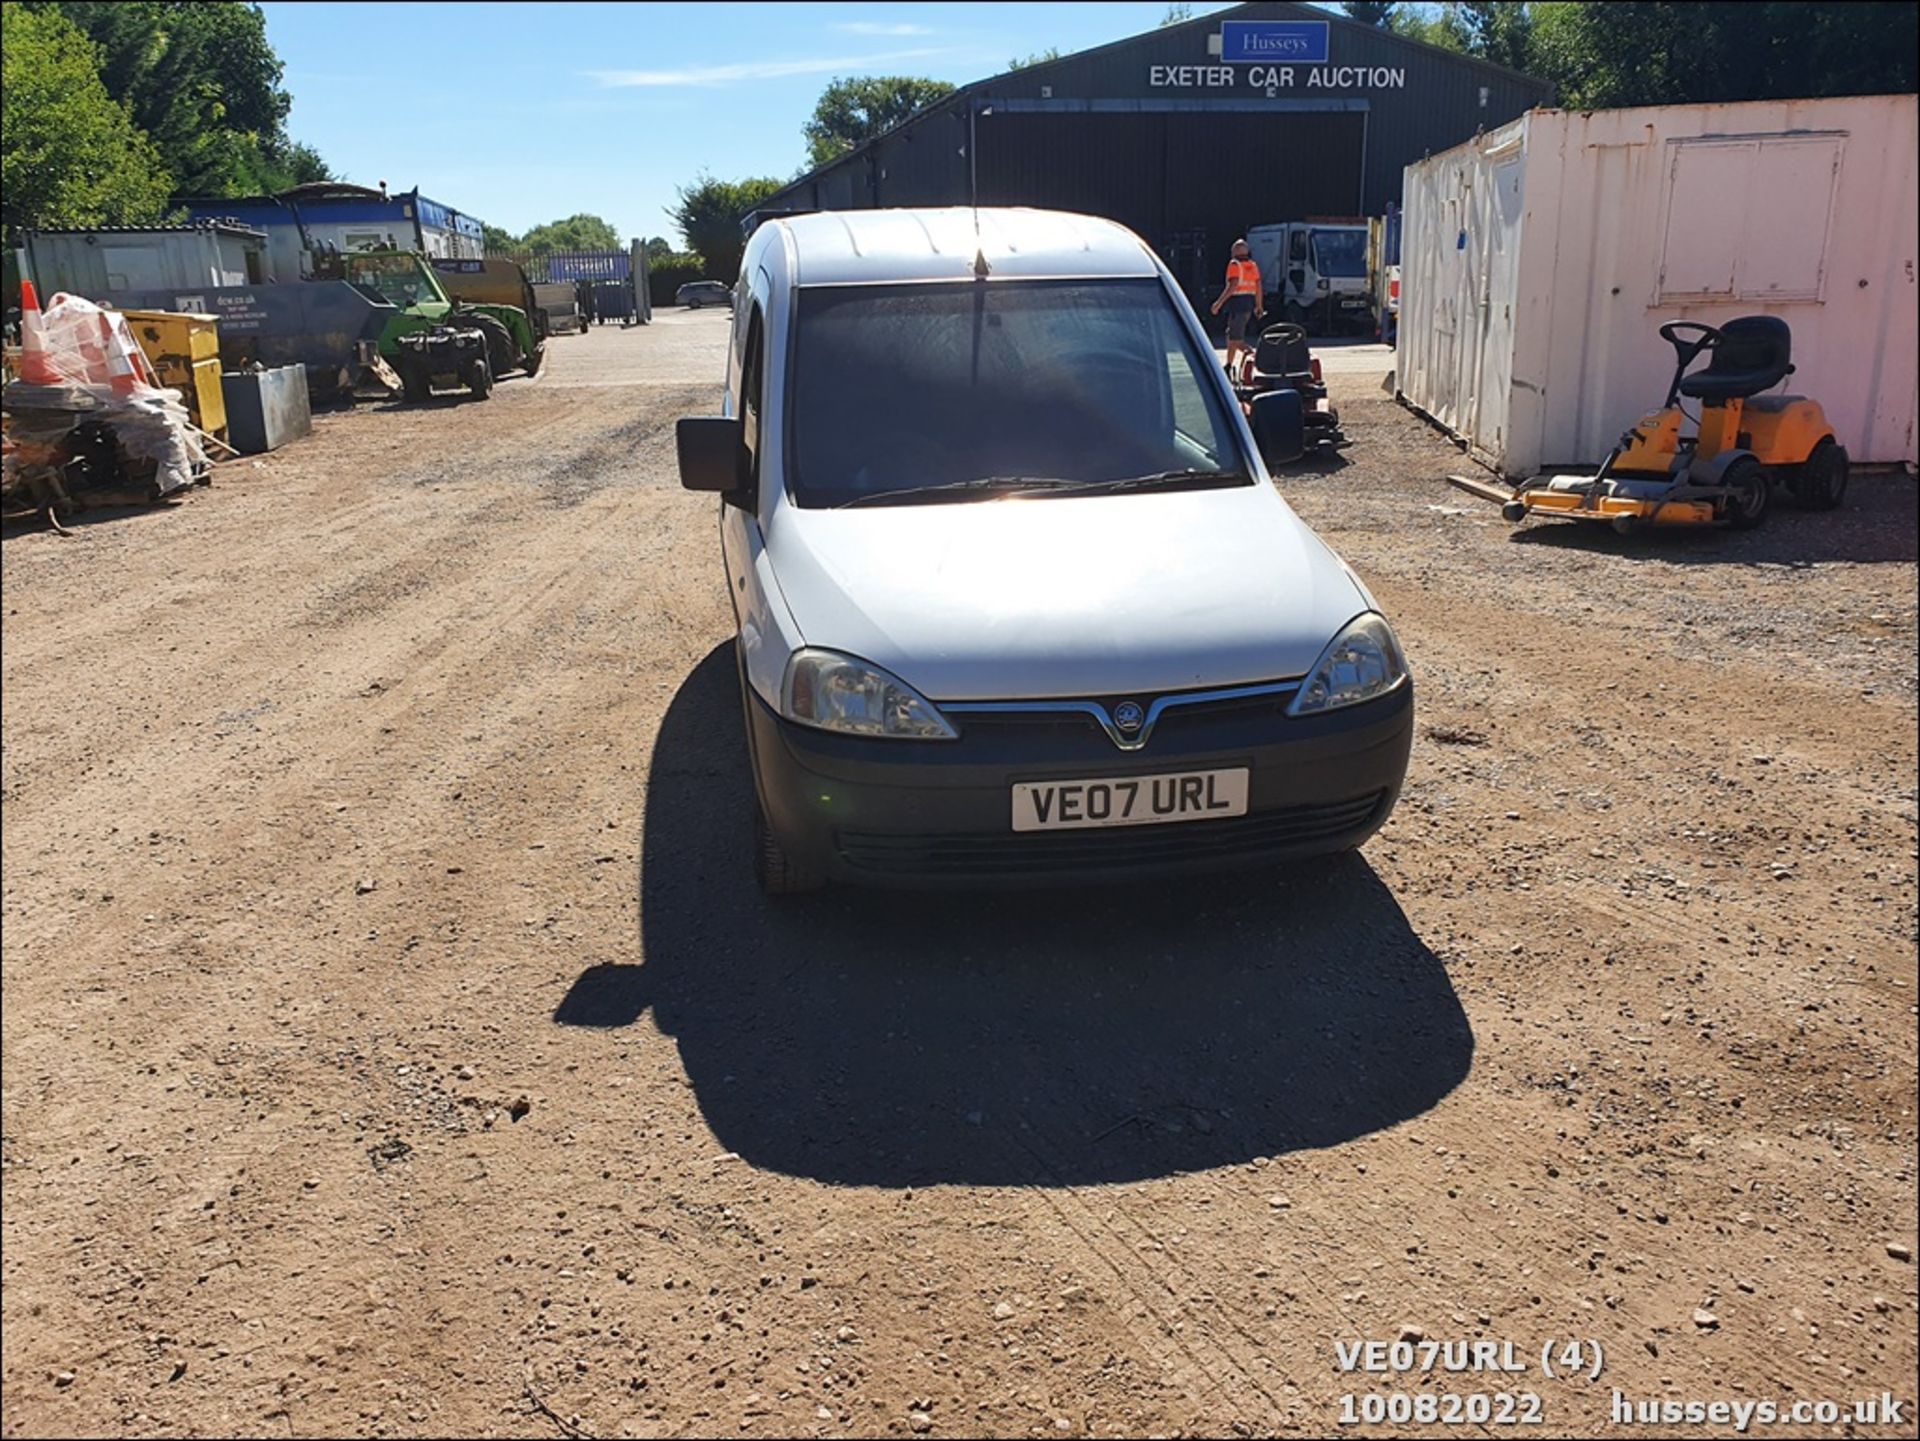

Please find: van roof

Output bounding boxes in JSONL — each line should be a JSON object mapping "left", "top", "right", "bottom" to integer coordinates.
{"left": 776, "top": 207, "right": 1160, "bottom": 287}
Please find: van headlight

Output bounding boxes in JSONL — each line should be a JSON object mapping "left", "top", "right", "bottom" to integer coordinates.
{"left": 1288, "top": 614, "right": 1409, "bottom": 716}
{"left": 782, "top": 648, "right": 958, "bottom": 739}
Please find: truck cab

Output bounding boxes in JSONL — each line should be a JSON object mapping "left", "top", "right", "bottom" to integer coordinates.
{"left": 1244, "top": 221, "right": 1372, "bottom": 335}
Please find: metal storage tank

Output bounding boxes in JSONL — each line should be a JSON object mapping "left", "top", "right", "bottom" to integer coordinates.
{"left": 757, "top": 1, "right": 1550, "bottom": 302}
{"left": 1399, "top": 94, "right": 1919, "bottom": 474}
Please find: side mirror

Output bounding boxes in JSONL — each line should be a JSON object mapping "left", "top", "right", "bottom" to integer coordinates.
{"left": 677, "top": 416, "right": 746, "bottom": 498}
{"left": 1250, "top": 389, "right": 1304, "bottom": 470}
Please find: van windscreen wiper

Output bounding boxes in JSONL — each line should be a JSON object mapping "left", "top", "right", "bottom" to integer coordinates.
{"left": 833, "top": 477, "right": 1083, "bottom": 509}
{"left": 1046, "top": 468, "right": 1248, "bottom": 496}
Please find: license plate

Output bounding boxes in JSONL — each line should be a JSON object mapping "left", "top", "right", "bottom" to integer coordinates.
{"left": 1011, "top": 768, "right": 1250, "bottom": 832}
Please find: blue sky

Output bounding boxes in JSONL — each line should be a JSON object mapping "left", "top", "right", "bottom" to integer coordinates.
{"left": 262, "top": 1, "right": 1250, "bottom": 246}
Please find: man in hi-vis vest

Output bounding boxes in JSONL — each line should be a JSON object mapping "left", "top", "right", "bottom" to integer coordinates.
{"left": 1209, "top": 238, "right": 1264, "bottom": 375}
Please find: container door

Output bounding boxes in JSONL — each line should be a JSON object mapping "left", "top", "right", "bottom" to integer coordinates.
{"left": 1470, "top": 146, "right": 1527, "bottom": 466}
{"left": 1457, "top": 138, "right": 1504, "bottom": 444}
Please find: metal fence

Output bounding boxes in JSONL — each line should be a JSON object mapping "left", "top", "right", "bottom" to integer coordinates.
{"left": 485, "top": 249, "right": 629, "bottom": 284}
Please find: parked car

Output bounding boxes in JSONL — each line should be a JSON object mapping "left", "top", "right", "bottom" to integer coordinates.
{"left": 676, "top": 280, "right": 732, "bottom": 309}
{"left": 676, "top": 208, "right": 1413, "bottom": 893}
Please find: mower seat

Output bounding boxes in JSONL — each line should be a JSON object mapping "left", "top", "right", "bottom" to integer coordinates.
{"left": 1254, "top": 324, "right": 1311, "bottom": 378}
{"left": 1679, "top": 315, "right": 1794, "bottom": 401}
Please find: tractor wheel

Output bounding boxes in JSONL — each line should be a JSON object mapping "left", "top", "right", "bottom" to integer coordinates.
{"left": 466, "top": 354, "right": 493, "bottom": 400}
{"left": 399, "top": 358, "right": 431, "bottom": 404}
{"left": 1721, "top": 456, "right": 1772, "bottom": 530}
{"left": 523, "top": 341, "right": 546, "bottom": 378}
{"left": 1792, "top": 437, "right": 1849, "bottom": 510}
{"left": 458, "top": 312, "right": 516, "bottom": 378}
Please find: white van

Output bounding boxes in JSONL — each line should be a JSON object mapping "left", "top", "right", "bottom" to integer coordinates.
{"left": 677, "top": 208, "right": 1412, "bottom": 892}
{"left": 1244, "top": 221, "right": 1373, "bottom": 333}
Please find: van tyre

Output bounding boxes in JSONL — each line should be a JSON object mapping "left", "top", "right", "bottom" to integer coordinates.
{"left": 754, "top": 805, "right": 825, "bottom": 895}
{"left": 1791, "top": 437, "right": 1848, "bottom": 511}
{"left": 1721, "top": 456, "right": 1771, "bottom": 530}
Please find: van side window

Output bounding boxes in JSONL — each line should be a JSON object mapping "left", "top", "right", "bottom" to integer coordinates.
{"left": 1289, "top": 230, "right": 1308, "bottom": 262}
{"left": 739, "top": 303, "right": 766, "bottom": 480}
{"left": 728, "top": 285, "right": 750, "bottom": 399}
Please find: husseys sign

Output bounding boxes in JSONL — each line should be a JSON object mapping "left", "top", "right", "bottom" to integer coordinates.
{"left": 1221, "top": 20, "right": 1329, "bottom": 63}
{"left": 1148, "top": 19, "right": 1408, "bottom": 91}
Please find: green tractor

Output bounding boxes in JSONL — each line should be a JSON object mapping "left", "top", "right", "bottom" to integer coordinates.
{"left": 319, "top": 249, "right": 545, "bottom": 401}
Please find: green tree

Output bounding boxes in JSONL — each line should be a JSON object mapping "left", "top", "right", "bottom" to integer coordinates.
{"left": 1160, "top": 3, "right": 1194, "bottom": 24}
{"left": 1, "top": 0, "right": 171, "bottom": 235}
{"left": 481, "top": 222, "right": 518, "bottom": 253}
{"left": 270, "top": 138, "right": 332, "bottom": 187}
{"left": 1455, "top": 1, "right": 1534, "bottom": 72}
{"left": 1342, "top": 1, "right": 1398, "bottom": 24}
{"left": 54, "top": 1, "right": 328, "bottom": 196}
{"left": 1009, "top": 47, "right": 1062, "bottom": 70}
{"left": 1529, "top": 1, "right": 1915, "bottom": 107}
{"left": 1386, "top": 2, "right": 1531, "bottom": 68}
{"left": 518, "top": 212, "right": 622, "bottom": 255}
{"left": 803, "top": 75, "right": 957, "bottom": 168}
{"left": 667, "top": 174, "right": 784, "bottom": 282}
{"left": 1391, "top": 3, "right": 1474, "bottom": 52}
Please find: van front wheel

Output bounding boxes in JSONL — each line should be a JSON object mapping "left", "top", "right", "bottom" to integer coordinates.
{"left": 754, "top": 805, "right": 826, "bottom": 895}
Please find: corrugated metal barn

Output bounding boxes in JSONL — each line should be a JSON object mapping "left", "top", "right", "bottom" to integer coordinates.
{"left": 761, "top": 1, "right": 1550, "bottom": 297}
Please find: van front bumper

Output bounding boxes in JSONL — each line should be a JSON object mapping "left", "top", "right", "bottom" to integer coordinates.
{"left": 746, "top": 681, "right": 1413, "bottom": 888}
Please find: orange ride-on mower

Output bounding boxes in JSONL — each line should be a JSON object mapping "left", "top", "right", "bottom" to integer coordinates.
{"left": 1232, "top": 322, "right": 1347, "bottom": 454}
{"left": 1503, "top": 317, "right": 1848, "bottom": 534}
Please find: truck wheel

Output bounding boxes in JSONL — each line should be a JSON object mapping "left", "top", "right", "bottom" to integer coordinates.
{"left": 754, "top": 804, "right": 825, "bottom": 896}
{"left": 1791, "top": 437, "right": 1848, "bottom": 510}
{"left": 1721, "top": 457, "right": 1771, "bottom": 530}
{"left": 459, "top": 313, "right": 516, "bottom": 377}
{"left": 399, "top": 358, "right": 431, "bottom": 403}
{"left": 466, "top": 355, "right": 493, "bottom": 400}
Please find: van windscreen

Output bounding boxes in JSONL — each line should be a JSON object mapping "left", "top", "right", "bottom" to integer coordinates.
{"left": 1311, "top": 229, "right": 1367, "bottom": 278}
{"left": 787, "top": 279, "right": 1245, "bottom": 508}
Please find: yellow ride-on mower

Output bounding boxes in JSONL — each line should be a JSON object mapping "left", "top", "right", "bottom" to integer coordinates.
{"left": 1502, "top": 317, "right": 1848, "bottom": 534}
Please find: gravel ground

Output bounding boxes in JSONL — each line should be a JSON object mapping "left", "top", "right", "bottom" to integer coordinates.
{"left": 3, "top": 315, "right": 1915, "bottom": 1439}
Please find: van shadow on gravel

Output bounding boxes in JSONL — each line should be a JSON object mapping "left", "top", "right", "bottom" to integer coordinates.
{"left": 557, "top": 643, "right": 1473, "bottom": 1188}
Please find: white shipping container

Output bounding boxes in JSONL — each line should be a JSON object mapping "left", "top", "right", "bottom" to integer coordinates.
{"left": 23, "top": 223, "right": 269, "bottom": 298}
{"left": 1398, "top": 95, "right": 1918, "bottom": 477}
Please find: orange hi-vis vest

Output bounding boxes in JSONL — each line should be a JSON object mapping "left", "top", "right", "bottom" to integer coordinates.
{"left": 1226, "top": 258, "right": 1261, "bottom": 297}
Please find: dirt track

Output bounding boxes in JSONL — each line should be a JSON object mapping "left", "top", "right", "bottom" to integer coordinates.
{"left": 3, "top": 315, "right": 1915, "bottom": 1439}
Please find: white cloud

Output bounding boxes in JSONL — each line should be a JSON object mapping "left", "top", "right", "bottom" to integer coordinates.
{"left": 833, "top": 21, "right": 935, "bottom": 35}
{"left": 588, "top": 47, "right": 948, "bottom": 88}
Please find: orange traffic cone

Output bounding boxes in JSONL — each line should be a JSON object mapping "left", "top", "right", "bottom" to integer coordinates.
{"left": 17, "top": 279, "right": 62, "bottom": 384}
{"left": 104, "top": 319, "right": 140, "bottom": 399}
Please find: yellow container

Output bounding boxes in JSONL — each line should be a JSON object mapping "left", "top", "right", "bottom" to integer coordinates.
{"left": 122, "top": 310, "right": 225, "bottom": 439}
